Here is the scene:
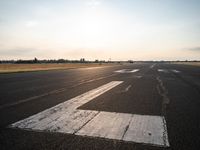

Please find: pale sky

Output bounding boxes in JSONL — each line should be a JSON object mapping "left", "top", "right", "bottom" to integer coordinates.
{"left": 0, "top": 0, "right": 200, "bottom": 60}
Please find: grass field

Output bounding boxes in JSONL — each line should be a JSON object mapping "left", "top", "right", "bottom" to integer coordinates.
{"left": 0, "top": 63, "right": 117, "bottom": 73}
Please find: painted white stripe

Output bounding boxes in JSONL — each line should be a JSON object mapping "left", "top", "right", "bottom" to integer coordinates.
{"left": 150, "top": 64, "right": 156, "bottom": 68}
{"left": 123, "top": 115, "right": 169, "bottom": 147}
{"left": 132, "top": 75, "right": 142, "bottom": 78}
{"left": 124, "top": 85, "right": 132, "bottom": 92}
{"left": 77, "top": 112, "right": 132, "bottom": 140}
{"left": 11, "top": 81, "right": 123, "bottom": 131}
{"left": 158, "top": 69, "right": 168, "bottom": 73}
{"left": 115, "top": 69, "right": 139, "bottom": 73}
{"left": 79, "top": 67, "right": 103, "bottom": 70}
{"left": 10, "top": 81, "right": 169, "bottom": 147}
{"left": 77, "top": 112, "right": 169, "bottom": 147}
{"left": 130, "top": 69, "right": 139, "bottom": 73}
{"left": 114, "top": 69, "right": 126, "bottom": 73}
{"left": 171, "top": 69, "right": 180, "bottom": 73}
{"left": 158, "top": 69, "right": 180, "bottom": 74}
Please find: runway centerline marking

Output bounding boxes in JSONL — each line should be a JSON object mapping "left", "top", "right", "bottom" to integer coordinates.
{"left": 115, "top": 69, "right": 139, "bottom": 73}
{"left": 158, "top": 69, "right": 180, "bottom": 74}
{"left": 10, "top": 81, "right": 169, "bottom": 147}
{"left": 158, "top": 69, "right": 169, "bottom": 73}
{"left": 171, "top": 69, "right": 180, "bottom": 73}
{"left": 124, "top": 85, "right": 132, "bottom": 92}
{"left": 150, "top": 64, "right": 156, "bottom": 68}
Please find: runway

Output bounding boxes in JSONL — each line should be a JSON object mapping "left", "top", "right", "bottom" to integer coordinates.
{"left": 0, "top": 63, "right": 200, "bottom": 150}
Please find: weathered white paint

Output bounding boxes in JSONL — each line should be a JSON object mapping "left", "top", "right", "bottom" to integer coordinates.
{"left": 115, "top": 69, "right": 139, "bottom": 73}
{"left": 124, "top": 85, "right": 132, "bottom": 92}
{"left": 79, "top": 67, "right": 103, "bottom": 70}
{"left": 130, "top": 69, "right": 139, "bottom": 73}
{"left": 76, "top": 112, "right": 169, "bottom": 147}
{"left": 77, "top": 112, "right": 132, "bottom": 140}
{"left": 158, "top": 69, "right": 168, "bottom": 73}
{"left": 150, "top": 64, "right": 156, "bottom": 69}
{"left": 11, "top": 81, "right": 122, "bottom": 131}
{"left": 10, "top": 81, "right": 169, "bottom": 147}
{"left": 134, "top": 75, "right": 142, "bottom": 78}
{"left": 171, "top": 69, "right": 180, "bottom": 73}
{"left": 158, "top": 69, "right": 180, "bottom": 74}
{"left": 123, "top": 115, "right": 169, "bottom": 147}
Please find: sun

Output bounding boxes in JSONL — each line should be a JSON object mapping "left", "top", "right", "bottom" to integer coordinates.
{"left": 77, "top": 3, "right": 116, "bottom": 48}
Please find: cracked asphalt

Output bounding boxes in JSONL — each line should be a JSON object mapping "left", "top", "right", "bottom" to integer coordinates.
{"left": 0, "top": 63, "right": 200, "bottom": 150}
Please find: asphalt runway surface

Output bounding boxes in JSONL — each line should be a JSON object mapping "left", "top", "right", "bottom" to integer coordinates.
{"left": 0, "top": 63, "right": 200, "bottom": 150}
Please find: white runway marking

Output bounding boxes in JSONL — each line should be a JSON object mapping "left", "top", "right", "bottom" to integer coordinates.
{"left": 10, "top": 81, "right": 169, "bottom": 147}
{"left": 124, "top": 85, "right": 132, "bottom": 92}
{"left": 134, "top": 75, "right": 142, "bottom": 78}
{"left": 79, "top": 67, "right": 103, "bottom": 70}
{"left": 115, "top": 69, "right": 139, "bottom": 73}
{"left": 11, "top": 81, "right": 122, "bottom": 131}
{"left": 158, "top": 69, "right": 180, "bottom": 74}
{"left": 77, "top": 112, "right": 132, "bottom": 140}
{"left": 123, "top": 115, "right": 169, "bottom": 147}
{"left": 171, "top": 69, "right": 180, "bottom": 73}
{"left": 150, "top": 64, "right": 156, "bottom": 69}
{"left": 158, "top": 69, "right": 168, "bottom": 73}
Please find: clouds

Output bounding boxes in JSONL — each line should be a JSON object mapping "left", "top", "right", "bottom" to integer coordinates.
{"left": 86, "top": 0, "right": 102, "bottom": 8}
{"left": 0, "top": 47, "right": 48, "bottom": 59}
{"left": 0, "top": 0, "right": 200, "bottom": 60}
{"left": 187, "top": 47, "right": 200, "bottom": 51}
{"left": 25, "top": 20, "right": 39, "bottom": 28}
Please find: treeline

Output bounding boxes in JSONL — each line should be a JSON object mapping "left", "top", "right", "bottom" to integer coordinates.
{"left": 0, "top": 58, "right": 199, "bottom": 64}
{"left": 0, "top": 58, "right": 113, "bottom": 64}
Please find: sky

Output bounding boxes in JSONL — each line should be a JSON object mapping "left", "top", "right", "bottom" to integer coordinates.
{"left": 0, "top": 0, "right": 200, "bottom": 61}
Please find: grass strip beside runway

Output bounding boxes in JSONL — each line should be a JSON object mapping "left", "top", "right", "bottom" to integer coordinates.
{"left": 0, "top": 63, "right": 116, "bottom": 73}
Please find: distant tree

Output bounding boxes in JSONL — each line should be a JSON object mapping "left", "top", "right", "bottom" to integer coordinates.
{"left": 128, "top": 60, "right": 134, "bottom": 63}
{"left": 33, "top": 57, "right": 38, "bottom": 63}
{"left": 57, "top": 59, "right": 65, "bottom": 63}
{"left": 80, "top": 58, "right": 85, "bottom": 62}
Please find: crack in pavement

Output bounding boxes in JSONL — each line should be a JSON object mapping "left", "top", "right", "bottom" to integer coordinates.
{"left": 156, "top": 76, "right": 170, "bottom": 116}
{"left": 156, "top": 76, "right": 170, "bottom": 146}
